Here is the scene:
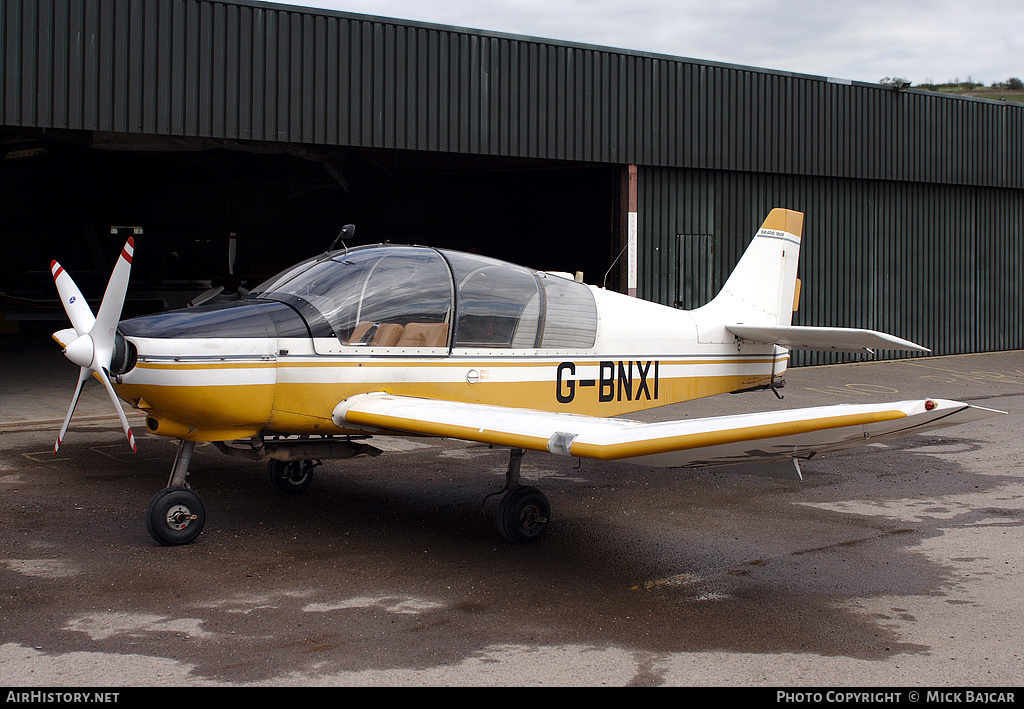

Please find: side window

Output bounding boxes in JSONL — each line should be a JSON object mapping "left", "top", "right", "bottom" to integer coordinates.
{"left": 444, "top": 251, "right": 542, "bottom": 348}
{"left": 538, "top": 274, "right": 598, "bottom": 348}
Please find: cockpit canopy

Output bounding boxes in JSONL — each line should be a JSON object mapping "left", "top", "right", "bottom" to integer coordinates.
{"left": 250, "top": 245, "right": 598, "bottom": 350}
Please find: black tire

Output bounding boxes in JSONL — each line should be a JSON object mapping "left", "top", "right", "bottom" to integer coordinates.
{"left": 145, "top": 487, "right": 206, "bottom": 546}
{"left": 267, "top": 459, "right": 315, "bottom": 494}
{"left": 496, "top": 486, "right": 550, "bottom": 544}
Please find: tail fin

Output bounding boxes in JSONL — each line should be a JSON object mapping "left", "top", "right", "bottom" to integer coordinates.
{"left": 692, "top": 208, "right": 928, "bottom": 353}
{"left": 692, "top": 209, "right": 803, "bottom": 336}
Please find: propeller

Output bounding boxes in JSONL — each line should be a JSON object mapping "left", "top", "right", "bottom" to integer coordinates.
{"left": 51, "top": 238, "right": 137, "bottom": 454}
{"left": 187, "top": 232, "right": 248, "bottom": 307}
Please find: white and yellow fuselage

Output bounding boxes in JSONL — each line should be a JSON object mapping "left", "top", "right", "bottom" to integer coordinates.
{"left": 115, "top": 287, "right": 789, "bottom": 442}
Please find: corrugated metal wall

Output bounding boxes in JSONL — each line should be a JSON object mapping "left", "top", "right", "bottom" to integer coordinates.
{"left": 638, "top": 167, "right": 1024, "bottom": 364}
{"left": 2, "top": 0, "right": 1023, "bottom": 362}
{"left": 3, "top": 0, "right": 1023, "bottom": 188}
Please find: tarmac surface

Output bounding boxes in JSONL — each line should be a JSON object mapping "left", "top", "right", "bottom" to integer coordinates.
{"left": 1, "top": 330, "right": 1022, "bottom": 687}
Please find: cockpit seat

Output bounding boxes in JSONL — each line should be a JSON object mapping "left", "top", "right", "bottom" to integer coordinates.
{"left": 371, "top": 323, "right": 405, "bottom": 346}
{"left": 346, "top": 322, "right": 406, "bottom": 346}
{"left": 396, "top": 322, "right": 449, "bottom": 348}
{"left": 346, "top": 322, "right": 374, "bottom": 344}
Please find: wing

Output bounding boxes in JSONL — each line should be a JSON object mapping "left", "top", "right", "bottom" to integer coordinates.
{"left": 726, "top": 324, "right": 930, "bottom": 353}
{"left": 333, "top": 394, "right": 1001, "bottom": 475}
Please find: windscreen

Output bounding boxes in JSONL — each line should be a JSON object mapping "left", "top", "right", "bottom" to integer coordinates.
{"left": 251, "top": 246, "right": 453, "bottom": 345}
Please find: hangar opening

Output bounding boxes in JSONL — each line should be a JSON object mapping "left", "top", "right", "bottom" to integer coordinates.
{"left": 0, "top": 128, "right": 621, "bottom": 339}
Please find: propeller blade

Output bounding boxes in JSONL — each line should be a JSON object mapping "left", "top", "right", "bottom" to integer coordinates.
{"left": 92, "top": 238, "right": 135, "bottom": 360}
{"left": 54, "top": 368, "right": 91, "bottom": 454}
{"left": 97, "top": 368, "right": 137, "bottom": 453}
{"left": 187, "top": 285, "right": 224, "bottom": 308}
{"left": 50, "top": 260, "right": 96, "bottom": 336}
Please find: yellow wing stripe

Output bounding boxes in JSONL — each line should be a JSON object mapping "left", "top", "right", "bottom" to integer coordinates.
{"left": 569, "top": 410, "right": 908, "bottom": 461}
{"left": 341, "top": 409, "right": 553, "bottom": 452}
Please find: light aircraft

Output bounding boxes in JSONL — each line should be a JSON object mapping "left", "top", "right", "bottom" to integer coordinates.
{"left": 49, "top": 209, "right": 1002, "bottom": 546}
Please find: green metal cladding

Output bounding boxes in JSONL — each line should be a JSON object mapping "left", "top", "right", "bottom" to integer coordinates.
{"left": 2, "top": 0, "right": 1022, "bottom": 362}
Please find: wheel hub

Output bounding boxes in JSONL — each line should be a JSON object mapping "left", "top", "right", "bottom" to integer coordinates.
{"left": 166, "top": 504, "right": 197, "bottom": 531}
{"left": 519, "top": 504, "right": 546, "bottom": 530}
{"left": 286, "top": 465, "right": 310, "bottom": 484}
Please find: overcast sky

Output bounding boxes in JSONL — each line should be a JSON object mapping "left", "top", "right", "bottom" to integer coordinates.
{"left": 262, "top": 0, "right": 1023, "bottom": 86}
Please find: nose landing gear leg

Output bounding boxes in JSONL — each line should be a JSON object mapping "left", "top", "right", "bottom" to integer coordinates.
{"left": 145, "top": 440, "right": 206, "bottom": 546}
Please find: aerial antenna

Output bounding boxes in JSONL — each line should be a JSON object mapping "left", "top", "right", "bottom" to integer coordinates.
{"left": 602, "top": 243, "right": 628, "bottom": 289}
{"left": 327, "top": 224, "right": 355, "bottom": 255}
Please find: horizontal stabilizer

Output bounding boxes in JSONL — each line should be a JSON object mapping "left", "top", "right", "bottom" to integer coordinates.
{"left": 726, "top": 324, "right": 929, "bottom": 352}
{"left": 333, "top": 393, "right": 1001, "bottom": 471}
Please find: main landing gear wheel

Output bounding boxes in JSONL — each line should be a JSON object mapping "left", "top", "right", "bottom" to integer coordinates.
{"left": 496, "top": 485, "right": 550, "bottom": 544}
{"left": 486, "top": 448, "right": 551, "bottom": 544}
{"left": 267, "top": 459, "right": 317, "bottom": 494}
{"left": 145, "top": 487, "right": 206, "bottom": 546}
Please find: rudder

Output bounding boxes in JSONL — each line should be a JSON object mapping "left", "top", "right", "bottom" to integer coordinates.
{"left": 693, "top": 208, "right": 803, "bottom": 329}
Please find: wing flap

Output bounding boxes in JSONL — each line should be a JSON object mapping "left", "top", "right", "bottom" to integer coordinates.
{"left": 726, "top": 325, "right": 929, "bottom": 352}
{"left": 332, "top": 393, "right": 1001, "bottom": 469}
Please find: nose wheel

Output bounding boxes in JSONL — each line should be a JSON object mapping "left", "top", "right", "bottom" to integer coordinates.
{"left": 145, "top": 486, "right": 206, "bottom": 546}
{"left": 145, "top": 440, "right": 206, "bottom": 546}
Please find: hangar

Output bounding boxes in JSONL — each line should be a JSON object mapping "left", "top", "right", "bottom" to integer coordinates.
{"left": 2, "top": 0, "right": 1022, "bottom": 365}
